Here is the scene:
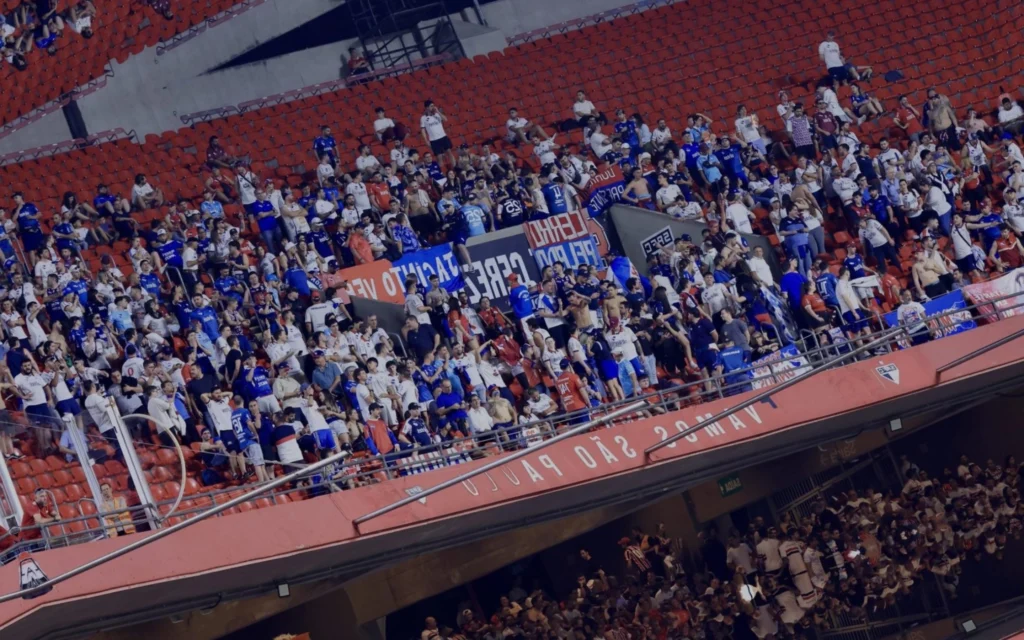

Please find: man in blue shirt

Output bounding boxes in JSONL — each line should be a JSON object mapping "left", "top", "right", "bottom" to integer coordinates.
{"left": 813, "top": 260, "right": 840, "bottom": 307}
{"left": 13, "top": 193, "right": 43, "bottom": 253}
{"left": 137, "top": 260, "right": 162, "bottom": 297}
{"left": 242, "top": 355, "right": 281, "bottom": 413}
{"left": 283, "top": 260, "right": 312, "bottom": 297}
{"left": 540, "top": 175, "right": 571, "bottom": 215}
{"left": 714, "top": 137, "right": 748, "bottom": 185}
{"left": 842, "top": 243, "right": 871, "bottom": 279}
{"left": 777, "top": 208, "right": 812, "bottom": 276}
{"left": 779, "top": 258, "right": 809, "bottom": 316}
{"left": 507, "top": 273, "right": 534, "bottom": 331}
{"left": 402, "top": 403, "right": 434, "bottom": 447}
{"left": 434, "top": 378, "right": 468, "bottom": 431}
{"left": 190, "top": 295, "right": 221, "bottom": 343}
{"left": 718, "top": 338, "right": 752, "bottom": 395}
{"left": 313, "top": 126, "right": 338, "bottom": 167}
{"left": 460, "top": 193, "right": 491, "bottom": 238}
{"left": 686, "top": 312, "right": 719, "bottom": 376}
{"left": 215, "top": 266, "right": 246, "bottom": 305}
{"left": 230, "top": 396, "right": 268, "bottom": 482}
{"left": 252, "top": 193, "right": 281, "bottom": 254}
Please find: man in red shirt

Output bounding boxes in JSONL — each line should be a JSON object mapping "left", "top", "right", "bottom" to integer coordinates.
{"left": 554, "top": 359, "right": 593, "bottom": 423}
{"left": 991, "top": 225, "right": 1024, "bottom": 271}
{"left": 363, "top": 403, "right": 396, "bottom": 457}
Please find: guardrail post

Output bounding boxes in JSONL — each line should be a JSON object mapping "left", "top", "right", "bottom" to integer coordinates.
{"left": 63, "top": 415, "right": 105, "bottom": 510}
{"left": 105, "top": 399, "right": 161, "bottom": 530}
{"left": 0, "top": 447, "right": 23, "bottom": 526}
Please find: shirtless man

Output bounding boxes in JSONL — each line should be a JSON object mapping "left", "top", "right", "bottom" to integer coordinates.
{"left": 601, "top": 283, "right": 628, "bottom": 329}
{"left": 622, "top": 168, "right": 654, "bottom": 210}
{"left": 567, "top": 291, "right": 594, "bottom": 332}
{"left": 790, "top": 182, "right": 824, "bottom": 218}
{"left": 912, "top": 250, "right": 946, "bottom": 300}
{"left": 486, "top": 386, "right": 517, "bottom": 446}
{"left": 927, "top": 91, "right": 958, "bottom": 150}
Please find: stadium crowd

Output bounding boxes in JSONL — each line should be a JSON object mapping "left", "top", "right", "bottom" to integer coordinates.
{"left": 0, "top": 32, "right": 1019, "bottom": 497}
{"left": 416, "top": 453, "right": 1024, "bottom": 639}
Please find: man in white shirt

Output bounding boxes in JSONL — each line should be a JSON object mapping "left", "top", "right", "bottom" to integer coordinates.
{"left": 896, "top": 289, "right": 932, "bottom": 345}
{"left": 420, "top": 100, "right": 454, "bottom": 167}
{"left": 589, "top": 123, "right": 613, "bottom": 159}
{"left": 858, "top": 217, "right": 900, "bottom": 274}
{"left": 466, "top": 394, "right": 494, "bottom": 442}
{"left": 651, "top": 118, "right": 674, "bottom": 152}
{"left": 747, "top": 246, "right": 776, "bottom": 288}
{"left": 998, "top": 97, "right": 1024, "bottom": 134}
{"left": 304, "top": 291, "right": 338, "bottom": 334}
{"left": 725, "top": 192, "right": 756, "bottom": 235}
{"left": 572, "top": 90, "right": 600, "bottom": 126}
{"left": 734, "top": 105, "right": 766, "bottom": 154}
{"left": 525, "top": 388, "right": 558, "bottom": 418}
{"left": 817, "top": 32, "right": 849, "bottom": 83}
{"left": 345, "top": 173, "right": 372, "bottom": 213}
{"left": 505, "top": 107, "right": 550, "bottom": 143}
{"left": 354, "top": 145, "right": 381, "bottom": 174}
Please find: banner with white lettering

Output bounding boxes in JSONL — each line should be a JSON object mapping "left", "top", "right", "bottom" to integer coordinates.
{"left": 750, "top": 344, "right": 812, "bottom": 389}
{"left": 524, "top": 210, "right": 604, "bottom": 271}
{"left": 390, "top": 242, "right": 465, "bottom": 294}
{"left": 881, "top": 290, "right": 976, "bottom": 347}
{"left": 585, "top": 165, "right": 626, "bottom": 218}
{"left": 640, "top": 226, "right": 674, "bottom": 259}
{"left": 464, "top": 228, "right": 541, "bottom": 312}
{"left": 320, "top": 260, "right": 405, "bottom": 304}
{"left": 961, "top": 267, "right": 1024, "bottom": 323}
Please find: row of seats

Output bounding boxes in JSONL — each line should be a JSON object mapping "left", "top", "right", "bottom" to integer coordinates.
{"left": 0, "top": 0, "right": 250, "bottom": 128}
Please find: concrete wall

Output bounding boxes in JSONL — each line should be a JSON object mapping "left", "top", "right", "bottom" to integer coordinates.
{"left": 474, "top": 0, "right": 641, "bottom": 39}
{"left": 609, "top": 204, "right": 785, "bottom": 282}
{"left": 0, "top": 109, "right": 72, "bottom": 152}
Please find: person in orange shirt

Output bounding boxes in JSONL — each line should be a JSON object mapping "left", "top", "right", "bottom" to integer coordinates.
{"left": 554, "top": 358, "right": 594, "bottom": 422}
{"left": 367, "top": 172, "right": 392, "bottom": 212}
{"left": 347, "top": 225, "right": 375, "bottom": 265}
{"left": 477, "top": 296, "right": 510, "bottom": 337}
{"left": 990, "top": 225, "right": 1024, "bottom": 271}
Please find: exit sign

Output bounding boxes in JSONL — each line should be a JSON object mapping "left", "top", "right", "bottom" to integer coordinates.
{"left": 718, "top": 474, "right": 743, "bottom": 497}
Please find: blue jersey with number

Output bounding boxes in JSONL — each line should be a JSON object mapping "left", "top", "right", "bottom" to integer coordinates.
{"left": 231, "top": 408, "right": 257, "bottom": 449}
{"left": 542, "top": 183, "right": 569, "bottom": 215}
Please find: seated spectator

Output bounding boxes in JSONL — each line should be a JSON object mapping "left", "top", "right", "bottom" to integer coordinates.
{"left": 131, "top": 174, "right": 164, "bottom": 210}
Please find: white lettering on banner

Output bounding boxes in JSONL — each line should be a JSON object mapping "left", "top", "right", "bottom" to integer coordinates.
{"left": 616, "top": 435, "right": 637, "bottom": 458}
{"left": 533, "top": 240, "right": 601, "bottom": 269}
{"left": 349, "top": 279, "right": 377, "bottom": 300}
{"left": 575, "top": 446, "right": 598, "bottom": 468}
{"left": 590, "top": 436, "right": 620, "bottom": 464}
{"left": 464, "top": 251, "right": 535, "bottom": 304}
{"left": 389, "top": 251, "right": 461, "bottom": 286}
{"left": 587, "top": 183, "right": 626, "bottom": 213}
{"left": 382, "top": 271, "right": 399, "bottom": 298}
{"left": 538, "top": 455, "right": 562, "bottom": 476}
{"left": 453, "top": 406, "right": 770, "bottom": 499}
{"left": 522, "top": 460, "right": 545, "bottom": 482}
{"left": 525, "top": 211, "right": 589, "bottom": 247}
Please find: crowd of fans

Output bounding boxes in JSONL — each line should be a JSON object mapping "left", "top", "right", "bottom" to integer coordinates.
{"left": 416, "top": 452, "right": 1024, "bottom": 639}
{"left": 0, "top": 0, "right": 98, "bottom": 71}
{"left": 0, "top": 31, "right": 1019, "bottom": 501}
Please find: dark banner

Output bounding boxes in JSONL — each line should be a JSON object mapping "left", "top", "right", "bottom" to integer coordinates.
{"left": 464, "top": 227, "right": 541, "bottom": 312}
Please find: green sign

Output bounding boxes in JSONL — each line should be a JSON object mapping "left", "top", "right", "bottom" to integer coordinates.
{"left": 718, "top": 474, "right": 743, "bottom": 497}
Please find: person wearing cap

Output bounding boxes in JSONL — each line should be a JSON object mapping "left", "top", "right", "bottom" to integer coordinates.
{"left": 363, "top": 402, "right": 405, "bottom": 458}
{"left": 400, "top": 403, "right": 434, "bottom": 448}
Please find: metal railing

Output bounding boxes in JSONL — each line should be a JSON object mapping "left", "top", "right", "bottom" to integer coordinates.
{"left": 155, "top": 0, "right": 270, "bottom": 56}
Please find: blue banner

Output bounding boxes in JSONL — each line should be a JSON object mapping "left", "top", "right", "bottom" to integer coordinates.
{"left": 532, "top": 237, "right": 603, "bottom": 270}
{"left": 882, "top": 290, "right": 976, "bottom": 342}
{"left": 390, "top": 242, "right": 465, "bottom": 294}
{"left": 585, "top": 166, "right": 626, "bottom": 218}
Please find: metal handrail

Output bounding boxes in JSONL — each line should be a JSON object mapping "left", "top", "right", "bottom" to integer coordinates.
{"left": 352, "top": 401, "right": 646, "bottom": 526}
{"left": 644, "top": 324, "right": 908, "bottom": 458}
{"left": 1, "top": 450, "right": 350, "bottom": 602}
{"left": 935, "top": 326, "right": 1024, "bottom": 377}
